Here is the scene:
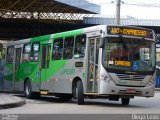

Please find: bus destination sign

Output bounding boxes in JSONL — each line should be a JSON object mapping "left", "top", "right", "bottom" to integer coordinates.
{"left": 107, "top": 26, "right": 153, "bottom": 39}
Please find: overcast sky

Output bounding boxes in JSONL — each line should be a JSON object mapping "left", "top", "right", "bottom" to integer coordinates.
{"left": 88, "top": 0, "right": 160, "bottom": 19}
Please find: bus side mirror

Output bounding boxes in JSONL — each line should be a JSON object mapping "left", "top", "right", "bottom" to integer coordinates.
{"left": 99, "top": 38, "right": 104, "bottom": 48}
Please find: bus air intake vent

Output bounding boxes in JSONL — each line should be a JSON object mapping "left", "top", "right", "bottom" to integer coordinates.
{"left": 117, "top": 74, "right": 145, "bottom": 81}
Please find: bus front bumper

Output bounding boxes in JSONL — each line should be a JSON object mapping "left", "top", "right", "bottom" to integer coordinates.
{"left": 99, "top": 82, "right": 155, "bottom": 97}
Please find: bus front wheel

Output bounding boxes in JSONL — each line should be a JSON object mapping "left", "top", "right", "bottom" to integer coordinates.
{"left": 76, "top": 80, "right": 84, "bottom": 105}
{"left": 121, "top": 98, "right": 130, "bottom": 105}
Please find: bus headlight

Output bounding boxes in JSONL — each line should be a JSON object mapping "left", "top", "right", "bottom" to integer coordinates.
{"left": 101, "top": 74, "right": 115, "bottom": 84}
{"left": 146, "top": 73, "right": 156, "bottom": 87}
{"left": 146, "top": 78, "right": 155, "bottom": 87}
{"left": 103, "top": 76, "right": 109, "bottom": 81}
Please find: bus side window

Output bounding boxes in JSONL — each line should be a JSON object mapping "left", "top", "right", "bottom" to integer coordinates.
{"left": 30, "top": 43, "right": 40, "bottom": 61}
{"left": 6, "top": 46, "right": 14, "bottom": 63}
{"left": 22, "top": 43, "right": 31, "bottom": 62}
{"left": 52, "top": 38, "right": 63, "bottom": 60}
{"left": 64, "top": 37, "right": 74, "bottom": 59}
{"left": 74, "top": 35, "right": 86, "bottom": 58}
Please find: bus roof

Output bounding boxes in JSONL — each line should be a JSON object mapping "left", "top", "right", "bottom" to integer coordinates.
{"left": 6, "top": 25, "right": 155, "bottom": 47}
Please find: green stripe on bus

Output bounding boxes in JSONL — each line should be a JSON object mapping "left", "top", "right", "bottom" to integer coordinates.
{"left": 45, "top": 60, "right": 67, "bottom": 81}
{"left": 53, "top": 29, "right": 83, "bottom": 39}
{"left": 30, "top": 34, "right": 51, "bottom": 43}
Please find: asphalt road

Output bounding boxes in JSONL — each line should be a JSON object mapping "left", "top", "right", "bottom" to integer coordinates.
{"left": 1, "top": 92, "right": 160, "bottom": 120}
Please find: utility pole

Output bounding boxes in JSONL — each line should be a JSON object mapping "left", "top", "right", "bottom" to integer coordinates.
{"left": 116, "top": 0, "right": 121, "bottom": 25}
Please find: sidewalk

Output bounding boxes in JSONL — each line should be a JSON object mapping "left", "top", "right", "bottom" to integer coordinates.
{"left": 0, "top": 93, "right": 25, "bottom": 109}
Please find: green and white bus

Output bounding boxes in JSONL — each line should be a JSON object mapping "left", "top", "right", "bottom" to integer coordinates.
{"left": 4, "top": 25, "right": 156, "bottom": 105}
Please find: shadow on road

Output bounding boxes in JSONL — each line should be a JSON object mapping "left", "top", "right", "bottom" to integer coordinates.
{"left": 13, "top": 94, "right": 150, "bottom": 108}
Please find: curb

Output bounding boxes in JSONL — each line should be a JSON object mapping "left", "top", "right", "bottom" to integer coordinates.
{"left": 0, "top": 100, "right": 26, "bottom": 110}
{"left": 0, "top": 99, "right": 25, "bottom": 109}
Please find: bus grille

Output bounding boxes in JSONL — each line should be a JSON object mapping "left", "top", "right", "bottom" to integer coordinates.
{"left": 117, "top": 74, "right": 145, "bottom": 81}
{"left": 118, "top": 90, "right": 142, "bottom": 95}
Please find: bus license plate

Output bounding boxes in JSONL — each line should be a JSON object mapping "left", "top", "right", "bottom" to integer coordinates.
{"left": 126, "top": 89, "right": 135, "bottom": 93}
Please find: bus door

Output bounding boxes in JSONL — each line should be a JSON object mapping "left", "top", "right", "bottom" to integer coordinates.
{"left": 13, "top": 45, "right": 22, "bottom": 90}
{"left": 40, "top": 44, "right": 51, "bottom": 90}
{"left": 86, "top": 31, "right": 101, "bottom": 93}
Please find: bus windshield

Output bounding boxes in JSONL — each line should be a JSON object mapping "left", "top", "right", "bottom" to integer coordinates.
{"left": 102, "top": 37, "right": 156, "bottom": 73}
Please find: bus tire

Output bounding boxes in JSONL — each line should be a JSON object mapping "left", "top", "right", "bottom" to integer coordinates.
{"left": 24, "top": 80, "right": 33, "bottom": 99}
{"left": 77, "top": 80, "right": 84, "bottom": 105}
{"left": 121, "top": 98, "right": 130, "bottom": 105}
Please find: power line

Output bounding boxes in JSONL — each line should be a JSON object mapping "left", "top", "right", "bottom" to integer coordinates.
{"left": 123, "top": 2, "right": 160, "bottom": 7}
{"left": 126, "top": 0, "right": 160, "bottom": 5}
{"left": 122, "top": 0, "right": 160, "bottom": 8}
{"left": 88, "top": 0, "right": 160, "bottom": 8}
{"left": 87, "top": 0, "right": 113, "bottom": 4}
